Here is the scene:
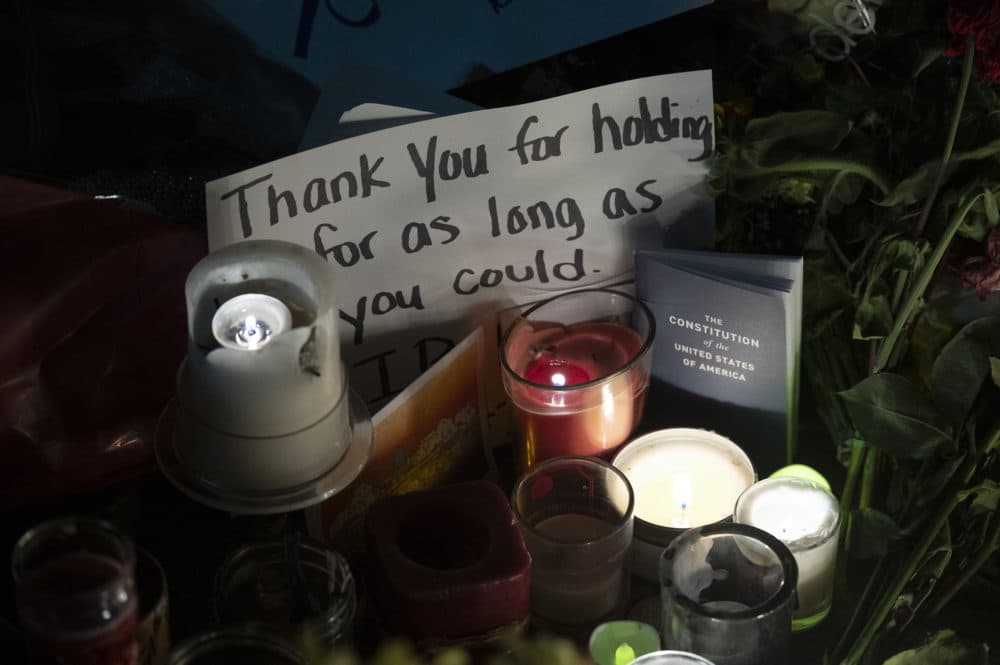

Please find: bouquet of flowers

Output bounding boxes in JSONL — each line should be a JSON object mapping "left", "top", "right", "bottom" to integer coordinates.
{"left": 710, "top": 1, "right": 1000, "bottom": 663}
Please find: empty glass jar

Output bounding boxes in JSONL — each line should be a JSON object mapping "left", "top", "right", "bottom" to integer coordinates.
{"left": 659, "top": 523, "right": 797, "bottom": 665}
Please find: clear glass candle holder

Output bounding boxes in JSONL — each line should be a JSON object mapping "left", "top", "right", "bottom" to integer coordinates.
{"left": 12, "top": 518, "right": 139, "bottom": 665}
{"left": 213, "top": 539, "right": 356, "bottom": 647}
{"left": 512, "top": 456, "right": 634, "bottom": 629}
{"left": 659, "top": 523, "right": 798, "bottom": 665}
{"left": 630, "top": 652, "right": 718, "bottom": 665}
{"left": 168, "top": 626, "right": 301, "bottom": 665}
{"left": 500, "top": 288, "right": 654, "bottom": 470}
{"left": 734, "top": 477, "right": 840, "bottom": 631}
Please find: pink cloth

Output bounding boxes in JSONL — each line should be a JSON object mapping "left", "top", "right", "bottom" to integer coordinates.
{"left": 0, "top": 177, "right": 205, "bottom": 509}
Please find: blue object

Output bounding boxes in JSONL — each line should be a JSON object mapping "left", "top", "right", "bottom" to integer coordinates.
{"left": 199, "top": 0, "right": 712, "bottom": 89}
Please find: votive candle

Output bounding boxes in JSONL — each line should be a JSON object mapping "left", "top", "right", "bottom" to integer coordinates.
{"left": 612, "top": 429, "right": 755, "bottom": 581}
{"left": 734, "top": 477, "right": 840, "bottom": 630}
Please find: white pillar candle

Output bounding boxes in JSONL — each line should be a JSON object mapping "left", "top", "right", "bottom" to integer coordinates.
{"left": 734, "top": 477, "right": 840, "bottom": 630}
{"left": 614, "top": 429, "right": 755, "bottom": 528}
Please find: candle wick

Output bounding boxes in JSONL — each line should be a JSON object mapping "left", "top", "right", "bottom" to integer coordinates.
{"left": 529, "top": 344, "right": 557, "bottom": 359}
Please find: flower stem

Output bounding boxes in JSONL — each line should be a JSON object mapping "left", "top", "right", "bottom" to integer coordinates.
{"left": 745, "top": 159, "right": 891, "bottom": 195}
{"left": 840, "top": 442, "right": 866, "bottom": 517}
{"left": 914, "top": 35, "right": 975, "bottom": 237}
{"left": 840, "top": 456, "right": 978, "bottom": 665}
{"left": 873, "top": 192, "right": 985, "bottom": 372}
{"left": 859, "top": 445, "right": 878, "bottom": 509}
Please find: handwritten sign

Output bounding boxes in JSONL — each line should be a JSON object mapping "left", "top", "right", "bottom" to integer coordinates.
{"left": 200, "top": 0, "right": 710, "bottom": 89}
{"left": 206, "top": 71, "right": 715, "bottom": 410}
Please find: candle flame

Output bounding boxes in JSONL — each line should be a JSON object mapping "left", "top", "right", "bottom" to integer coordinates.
{"left": 614, "top": 643, "right": 636, "bottom": 665}
{"left": 550, "top": 372, "right": 566, "bottom": 386}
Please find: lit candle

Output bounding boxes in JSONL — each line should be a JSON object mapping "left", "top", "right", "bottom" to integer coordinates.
{"left": 211, "top": 293, "right": 292, "bottom": 351}
{"left": 614, "top": 429, "right": 754, "bottom": 527}
{"left": 500, "top": 289, "right": 655, "bottom": 468}
{"left": 734, "top": 477, "right": 840, "bottom": 630}
{"left": 612, "top": 429, "right": 755, "bottom": 581}
{"left": 170, "top": 240, "right": 360, "bottom": 496}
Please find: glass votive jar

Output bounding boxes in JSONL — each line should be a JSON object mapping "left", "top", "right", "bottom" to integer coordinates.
{"left": 135, "top": 547, "right": 171, "bottom": 665}
{"left": 734, "top": 477, "right": 840, "bottom": 631}
{"left": 630, "top": 652, "right": 718, "bottom": 665}
{"left": 168, "top": 626, "right": 302, "bottom": 665}
{"left": 500, "top": 288, "right": 655, "bottom": 469}
{"left": 12, "top": 518, "right": 139, "bottom": 665}
{"left": 660, "top": 523, "right": 798, "bottom": 665}
{"left": 512, "top": 456, "right": 634, "bottom": 629}
{"left": 589, "top": 620, "right": 661, "bottom": 665}
{"left": 213, "top": 539, "right": 356, "bottom": 647}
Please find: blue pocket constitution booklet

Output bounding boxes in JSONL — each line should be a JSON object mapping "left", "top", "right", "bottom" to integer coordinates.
{"left": 635, "top": 249, "right": 803, "bottom": 474}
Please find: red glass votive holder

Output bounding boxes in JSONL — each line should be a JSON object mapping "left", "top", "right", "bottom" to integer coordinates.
{"left": 12, "top": 518, "right": 139, "bottom": 665}
{"left": 500, "top": 288, "right": 655, "bottom": 469}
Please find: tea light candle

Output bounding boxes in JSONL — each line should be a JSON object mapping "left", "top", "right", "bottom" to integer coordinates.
{"left": 211, "top": 293, "right": 291, "bottom": 351}
{"left": 734, "top": 477, "right": 840, "bottom": 630}
{"left": 612, "top": 429, "right": 755, "bottom": 581}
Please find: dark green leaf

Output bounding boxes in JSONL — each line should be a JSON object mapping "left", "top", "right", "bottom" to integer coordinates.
{"left": 791, "top": 53, "right": 824, "bottom": 86}
{"left": 848, "top": 508, "right": 902, "bottom": 558}
{"left": 912, "top": 45, "right": 945, "bottom": 78}
{"left": 839, "top": 374, "right": 953, "bottom": 458}
{"left": 768, "top": 176, "right": 818, "bottom": 205}
{"left": 826, "top": 172, "right": 866, "bottom": 216}
{"left": 911, "top": 454, "right": 967, "bottom": 516}
{"left": 931, "top": 316, "right": 1000, "bottom": 426}
{"left": 739, "top": 111, "right": 852, "bottom": 167}
{"left": 880, "top": 139, "right": 1000, "bottom": 207}
{"left": 960, "top": 205, "right": 996, "bottom": 242}
{"left": 882, "top": 629, "right": 988, "bottom": 665}
{"left": 910, "top": 306, "right": 960, "bottom": 389}
{"left": 854, "top": 294, "right": 893, "bottom": 340}
{"left": 991, "top": 356, "right": 1000, "bottom": 388}
{"left": 962, "top": 480, "right": 1000, "bottom": 516}
{"left": 883, "top": 236, "right": 930, "bottom": 272}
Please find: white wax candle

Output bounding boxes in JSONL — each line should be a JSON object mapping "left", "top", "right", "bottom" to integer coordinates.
{"left": 734, "top": 478, "right": 840, "bottom": 625}
{"left": 614, "top": 429, "right": 755, "bottom": 528}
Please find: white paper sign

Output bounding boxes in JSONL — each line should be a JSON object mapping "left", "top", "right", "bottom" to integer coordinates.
{"left": 206, "top": 70, "right": 715, "bottom": 410}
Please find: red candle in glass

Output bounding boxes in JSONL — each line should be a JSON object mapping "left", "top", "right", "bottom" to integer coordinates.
{"left": 501, "top": 289, "right": 654, "bottom": 469}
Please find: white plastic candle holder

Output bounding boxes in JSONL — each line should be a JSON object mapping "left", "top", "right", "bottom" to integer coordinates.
{"left": 155, "top": 240, "right": 371, "bottom": 514}
{"left": 612, "top": 428, "right": 756, "bottom": 582}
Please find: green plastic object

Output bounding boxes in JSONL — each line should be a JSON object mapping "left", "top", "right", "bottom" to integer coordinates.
{"left": 589, "top": 621, "right": 661, "bottom": 665}
{"left": 770, "top": 464, "right": 831, "bottom": 493}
